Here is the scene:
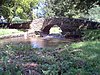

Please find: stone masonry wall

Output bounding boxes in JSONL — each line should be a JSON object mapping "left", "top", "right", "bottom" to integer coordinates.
{"left": 30, "top": 18, "right": 100, "bottom": 37}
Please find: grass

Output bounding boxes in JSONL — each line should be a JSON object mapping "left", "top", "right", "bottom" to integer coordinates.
{"left": 0, "top": 29, "right": 23, "bottom": 36}
{"left": 82, "top": 29, "right": 100, "bottom": 40}
{"left": 0, "top": 27, "right": 100, "bottom": 74}
{"left": 70, "top": 41, "right": 100, "bottom": 61}
{"left": 50, "top": 26, "right": 62, "bottom": 34}
{"left": 69, "top": 41, "right": 100, "bottom": 74}
{"left": 0, "top": 40, "right": 100, "bottom": 75}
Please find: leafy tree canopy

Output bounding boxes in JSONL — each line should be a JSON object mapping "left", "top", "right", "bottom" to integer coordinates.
{"left": 0, "top": 0, "right": 39, "bottom": 22}
{"left": 45, "top": 0, "right": 100, "bottom": 18}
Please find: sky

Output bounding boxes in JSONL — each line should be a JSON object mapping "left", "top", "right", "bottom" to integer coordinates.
{"left": 32, "top": 0, "right": 46, "bottom": 17}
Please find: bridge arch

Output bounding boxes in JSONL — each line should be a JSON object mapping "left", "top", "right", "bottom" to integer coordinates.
{"left": 41, "top": 24, "right": 62, "bottom": 35}
{"left": 30, "top": 18, "right": 100, "bottom": 38}
{"left": 50, "top": 25, "right": 62, "bottom": 34}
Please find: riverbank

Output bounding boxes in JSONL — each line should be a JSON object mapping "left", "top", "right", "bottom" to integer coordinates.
{"left": 0, "top": 40, "right": 100, "bottom": 74}
{"left": 0, "top": 29, "right": 23, "bottom": 35}
{"left": 0, "top": 29, "right": 36, "bottom": 39}
{"left": 0, "top": 28, "right": 100, "bottom": 74}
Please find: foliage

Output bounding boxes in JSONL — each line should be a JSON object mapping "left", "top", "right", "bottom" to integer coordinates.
{"left": 82, "top": 29, "right": 100, "bottom": 40}
{"left": 0, "top": 40, "right": 100, "bottom": 74}
{"left": 40, "top": 41, "right": 100, "bottom": 75}
{"left": 0, "top": 58, "right": 22, "bottom": 75}
{"left": 45, "top": 0, "right": 100, "bottom": 18}
{"left": 11, "top": 16, "right": 31, "bottom": 23}
{"left": 0, "top": 0, "right": 39, "bottom": 22}
{"left": 0, "top": 44, "right": 23, "bottom": 75}
{"left": 81, "top": 5, "right": 100, "bottom": 22}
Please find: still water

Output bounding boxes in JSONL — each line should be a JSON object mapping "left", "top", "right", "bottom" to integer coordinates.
{"left": 0, "top": 35, "right": 79, "bottom": 48}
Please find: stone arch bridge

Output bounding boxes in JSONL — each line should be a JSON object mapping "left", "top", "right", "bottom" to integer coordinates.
{"left": 30, "top": 18, "right": 100, "bottom": 38}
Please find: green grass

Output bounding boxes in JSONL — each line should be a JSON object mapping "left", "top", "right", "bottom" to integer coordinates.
{"left": 69, "top": 41, "right": 100, "bottom": 74}
{"left": 70, "top": 41, "right": 100, "bottom": 60}
{"left": 0, "top": 29, "right": 23, "bottom": 36}
{"left": 0, "top": 41, "right": 100, "bottom": 75}
{"left": 50, "top": 26, "right": 62, "bottom": 34}
{"left": 0, "top": 28, "right": 100, "bottom": 74}
{"left": 82, "top": 29, "right": 100, "bottom": 40}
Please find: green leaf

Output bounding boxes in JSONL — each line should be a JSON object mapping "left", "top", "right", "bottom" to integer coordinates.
{"left": 16, "top": 71, "right": 22, "bottom": 75}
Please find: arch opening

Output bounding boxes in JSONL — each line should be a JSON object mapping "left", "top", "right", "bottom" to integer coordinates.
{"left": 49, "top": 25, "right": 62, "bottom": 34}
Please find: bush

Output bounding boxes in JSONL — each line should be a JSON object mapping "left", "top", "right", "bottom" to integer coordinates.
{"left": 11, "top": 16, "right": 30, "bottom": 23}
{"left": 82, "top": 29, "right": 100, "bottom": 40}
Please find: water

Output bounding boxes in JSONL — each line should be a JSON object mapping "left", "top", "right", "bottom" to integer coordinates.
{"left": 0, "top": 35, "right": 79, "bottom": 48}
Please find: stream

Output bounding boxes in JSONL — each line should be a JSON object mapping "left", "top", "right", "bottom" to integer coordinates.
{"left": 0, "top": 34, "right": 80, "bottom": 48}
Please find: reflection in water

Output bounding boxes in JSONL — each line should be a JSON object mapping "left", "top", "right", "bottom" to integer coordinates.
{"left": 30, "top": 37, "right": 46, "bottom": 48}
{"left": 0, "top": 35, "right": 79, "bottom": 48}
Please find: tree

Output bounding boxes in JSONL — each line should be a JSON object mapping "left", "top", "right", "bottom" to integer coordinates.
{"left": 45, "top": 0, "right": 100, "bottom": 18}
{"left": 82, "top": 5, "right": 100, "bottom": 22}
{"left": 0, "top": 0, "right": 39, "bottom": 22}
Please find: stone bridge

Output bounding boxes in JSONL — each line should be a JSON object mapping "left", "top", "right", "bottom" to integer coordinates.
{"left": 30, "top": 18, "right": 100, "bottom": 38}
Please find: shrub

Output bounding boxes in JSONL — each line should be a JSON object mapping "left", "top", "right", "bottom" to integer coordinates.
{"left": 82, "top": 29, "right": 100, "bottom": 40}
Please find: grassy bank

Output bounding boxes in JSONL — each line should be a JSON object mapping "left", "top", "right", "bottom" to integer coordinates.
{"left": 0, "top": 40, "right": 100, "bottom": 75}
{"left": 82, "top": 29, "right": 100, "bottom": 40}
{"left": 0, "top": 29, "right": 23, "bottom": 36}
